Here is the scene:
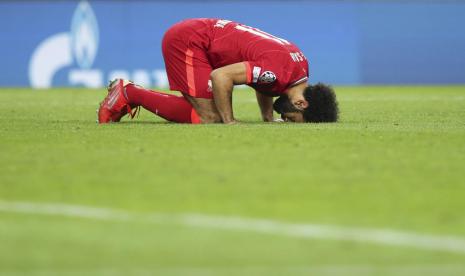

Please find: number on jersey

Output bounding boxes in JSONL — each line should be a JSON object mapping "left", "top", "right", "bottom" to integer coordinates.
{"left": 235, "top": 25, "right": 290, "bottom": 45}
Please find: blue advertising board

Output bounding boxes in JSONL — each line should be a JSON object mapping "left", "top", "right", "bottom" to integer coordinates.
{"left": 2, "top": 0, "right": 465, "bottom": 87}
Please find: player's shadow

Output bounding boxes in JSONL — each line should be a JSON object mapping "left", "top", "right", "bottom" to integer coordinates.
{"left": 50, "top": 119, "right": 171, "bottom": 125}
{"left": 118, "top": 120, "right": 179, "bottom": 125}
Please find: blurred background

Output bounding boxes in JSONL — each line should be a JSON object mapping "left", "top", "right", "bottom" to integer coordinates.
{"left": 2, "top": 0, "right": 465, "bottom": 89}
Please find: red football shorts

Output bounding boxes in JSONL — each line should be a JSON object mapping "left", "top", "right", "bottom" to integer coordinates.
{"left": 162, "top": 21, "right": 213, "bottom": 99}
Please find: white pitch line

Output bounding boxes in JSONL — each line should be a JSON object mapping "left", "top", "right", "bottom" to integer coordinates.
{"left": 1, "top": 200, "right": 465, "bottom": 254}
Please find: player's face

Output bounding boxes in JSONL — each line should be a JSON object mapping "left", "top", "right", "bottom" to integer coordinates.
{"left": 273, "top": 95, "right": 305, "bottom": 123}
{"left": 273, "top": 95, "right": 299, "bottom": 113}
{"left": 280, "top": 112, "right": 305, "bottom": 123}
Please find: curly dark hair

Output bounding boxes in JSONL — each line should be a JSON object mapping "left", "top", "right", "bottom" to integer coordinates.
{"left": 302, "top": 83, "right": 339, "bottom": 122}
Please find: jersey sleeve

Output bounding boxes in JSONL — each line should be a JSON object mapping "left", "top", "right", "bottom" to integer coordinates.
{"left": 244, "top": 60, "right": 279, "bottom": 85}
{"left": 244, "top": 53, "right": 308, "bottom": 92}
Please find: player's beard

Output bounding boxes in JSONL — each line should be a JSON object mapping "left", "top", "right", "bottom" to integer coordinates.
{"left": 273, "top": 96, "right": 300, "bottom": 114}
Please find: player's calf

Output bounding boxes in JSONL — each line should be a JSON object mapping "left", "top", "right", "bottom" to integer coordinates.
{"left": 183, "top": 94, "right": 222, "bottom": 123}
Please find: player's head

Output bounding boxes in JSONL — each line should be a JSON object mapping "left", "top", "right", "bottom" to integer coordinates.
{"left": 273, "top": 83, "right": 339, "bottom": 123}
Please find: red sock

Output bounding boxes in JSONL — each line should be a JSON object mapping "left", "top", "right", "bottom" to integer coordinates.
{"left": 125, "top": 84, "right": 200, "bottom": 124}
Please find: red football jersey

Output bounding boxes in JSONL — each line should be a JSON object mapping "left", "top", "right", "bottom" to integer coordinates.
{"left": 190, "top": 19, "right": 309, "bottom": 96}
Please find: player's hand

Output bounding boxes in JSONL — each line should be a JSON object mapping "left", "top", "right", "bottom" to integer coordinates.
{"left": 263, "top": 116, "right": 274, "bottom": 122}
{"left": 224, "top": 119, "right": 240, "bottom": 125}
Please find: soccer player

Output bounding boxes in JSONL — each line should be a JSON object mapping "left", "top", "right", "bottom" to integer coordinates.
{"left": 98, "top": 18, "right": 338, "bottom": 124}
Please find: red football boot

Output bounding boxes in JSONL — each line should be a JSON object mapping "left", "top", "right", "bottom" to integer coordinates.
{"left": 97, "top": 79, "right": 139, "bottom": 123}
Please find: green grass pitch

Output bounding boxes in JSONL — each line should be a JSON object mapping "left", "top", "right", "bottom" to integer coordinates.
{"left": 1, "top": 86, "right": 465, "bottom": 276}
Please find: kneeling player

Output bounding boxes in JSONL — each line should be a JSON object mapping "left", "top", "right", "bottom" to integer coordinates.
{"left": 97, "top": 18, "right": 338, "bottom": 124}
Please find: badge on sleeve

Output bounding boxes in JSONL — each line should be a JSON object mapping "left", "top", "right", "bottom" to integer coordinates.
{"left": 258, "top": 71, "right": 276, "bottom": 83}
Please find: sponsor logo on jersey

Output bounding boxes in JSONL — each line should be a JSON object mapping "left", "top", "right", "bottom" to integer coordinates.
{"left": 258, "top": 71, "right": 276, "bottom": 84}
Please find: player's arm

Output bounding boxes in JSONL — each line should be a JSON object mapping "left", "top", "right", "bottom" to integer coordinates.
{"left": 255, "top": 91, "right": 274, "bottom": 122}
{"left": 210, "top": 62, "right": 248, "bottom": 124}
